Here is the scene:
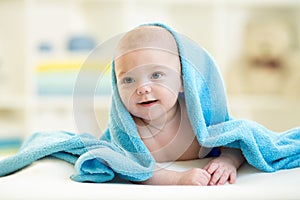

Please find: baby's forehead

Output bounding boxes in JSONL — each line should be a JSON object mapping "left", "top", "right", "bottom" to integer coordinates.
{"left": 115, "top": 26, "right": 179, "bottom": 57}
{"left": 114, "top": 48, "right": 182, "bottom": 78}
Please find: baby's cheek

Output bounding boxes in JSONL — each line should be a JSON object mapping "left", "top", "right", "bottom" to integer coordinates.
{"left": 119, "top": 92, "right": 130, "bottom": 107}
{"left": 159, "top": 76, "right": 182, "bottom": 95}
{"left": 119, "top": 88, "right": 136, "bottom": 109}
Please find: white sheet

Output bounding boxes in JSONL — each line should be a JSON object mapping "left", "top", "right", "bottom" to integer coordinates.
{"left": 0, "top": 154, "right": 299, "bottom": 200}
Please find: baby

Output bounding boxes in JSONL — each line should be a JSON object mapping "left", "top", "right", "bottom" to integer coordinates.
{"left": 113, "top": 25, "right": 245, "bottom": 186}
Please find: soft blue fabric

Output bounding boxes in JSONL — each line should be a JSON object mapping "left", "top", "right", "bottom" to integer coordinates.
{"left": 0, "top": 131, "right": 153, "bottom": 182}
{"left": 0, "top": 23, "right": 299, "bottom": 182}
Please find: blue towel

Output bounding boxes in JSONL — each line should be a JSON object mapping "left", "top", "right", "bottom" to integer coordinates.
{"left": 0, "top": 23, "right": 299, "bottom": 182}
{"left": 0, "top": 131, "right": 154, "bottom": 182}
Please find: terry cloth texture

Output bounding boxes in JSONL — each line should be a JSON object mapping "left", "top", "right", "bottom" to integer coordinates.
{"left": 0, "top": 23, "right": 299, "bottom": 182}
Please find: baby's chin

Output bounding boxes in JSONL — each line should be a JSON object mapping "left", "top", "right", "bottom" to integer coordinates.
{"left": 132, "top": 112, "right": 168, "bottom": 125}
{"left": 133, "top": 114, "right": 166, "bottom": 123}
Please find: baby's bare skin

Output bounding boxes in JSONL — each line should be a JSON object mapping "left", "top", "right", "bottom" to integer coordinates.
{"left": 114, "top": 25, "right": 245, "bottom": 185}
{"left": 135, "top": 99, "right": 244, "bottom": 185}
{"left": 135, "top": 99, "right": 201, "bottom": 162}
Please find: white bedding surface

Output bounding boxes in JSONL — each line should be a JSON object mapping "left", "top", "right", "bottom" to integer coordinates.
{"left": 0, "top": 154, "right": 299, "bottom": 200}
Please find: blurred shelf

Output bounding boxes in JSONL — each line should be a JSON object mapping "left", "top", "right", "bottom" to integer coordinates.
{"left": 219, "top": 0, "right": 300, "bottom": 6}
{"left": 227, "top": 94, "right": 300, "bottom": 132}
{"left": 227, "top": 94, "right": 300, "bottom": 109}
{"left": 31, "top": 95, "right": 111, "bottom": 109}
{"left": 73, "top": 0, "right": 300, "bottom": 6}
{"left": 0, "top": 96, "right": 27, "bottom": 109}
{"left": 0, "top": 0, "right": 299, "bottom": 138}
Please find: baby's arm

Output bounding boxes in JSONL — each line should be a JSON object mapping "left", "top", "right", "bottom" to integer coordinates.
{"left": 203, "top": 148, "right": 245, "bottom": 185}
{"left": 138, "top": 166, "right": 211, "bottom": 185}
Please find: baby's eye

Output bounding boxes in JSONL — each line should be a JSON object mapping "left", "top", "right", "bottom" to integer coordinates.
{"left": 151, "top": 72, "right": 164, "bottom": 79}
{"left": 122, "top": 77, "right": 135, "bottom": 84}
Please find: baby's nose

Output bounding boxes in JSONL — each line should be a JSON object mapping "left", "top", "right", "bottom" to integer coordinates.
{"left": 136, "top": 84, "right": 152, "bottom": 95}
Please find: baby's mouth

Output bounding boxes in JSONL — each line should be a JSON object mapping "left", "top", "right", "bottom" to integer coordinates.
{"left": 138, "top": 100, "right": 158, "bottom": 106}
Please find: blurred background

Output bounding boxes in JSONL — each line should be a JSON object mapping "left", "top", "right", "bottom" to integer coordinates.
{"left": 0, "top": 0, "right": 299, "bottom": 150}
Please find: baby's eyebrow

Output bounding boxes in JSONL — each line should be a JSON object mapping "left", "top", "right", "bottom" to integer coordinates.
{"left": 116, "top": 70, "right": 126, "bottom": 78}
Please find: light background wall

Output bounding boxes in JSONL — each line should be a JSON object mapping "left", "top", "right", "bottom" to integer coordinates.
{"left": 0, "top": 0, "right": 299, "bottom": 145}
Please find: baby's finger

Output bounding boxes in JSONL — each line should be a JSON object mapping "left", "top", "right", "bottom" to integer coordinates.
{"left": 216, "top": 171, "right": 230, "bottom": 185}
{"left": 202, "top": 169, "right": 212, "bottom": 179}
{"left": 196, "top": 174, "right": 210, "bottom": 186}
{"left": 209, "top": 168, "right": 224, "bottom": 185}
{"left": 205, "top": 163, "right": 218, "bottom": 174}
{"left": 228, "top": 172, "right": 237, "bottom": 184}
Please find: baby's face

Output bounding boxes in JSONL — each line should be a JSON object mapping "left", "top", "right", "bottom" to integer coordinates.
{"left": 114, "top": 49, "right": 182, "bottom": 121}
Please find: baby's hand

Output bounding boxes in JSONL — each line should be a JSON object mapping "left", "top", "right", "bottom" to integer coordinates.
{"left": 203, "top": 156, "right": 237, "bottom": 185}
{"left": 176, "top": 168, "right": 211, "bottom": 186}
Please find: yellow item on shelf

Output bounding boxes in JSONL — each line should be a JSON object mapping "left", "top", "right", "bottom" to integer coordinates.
{"left": 37, "top": 60, "right": 111, "bottom": 74}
